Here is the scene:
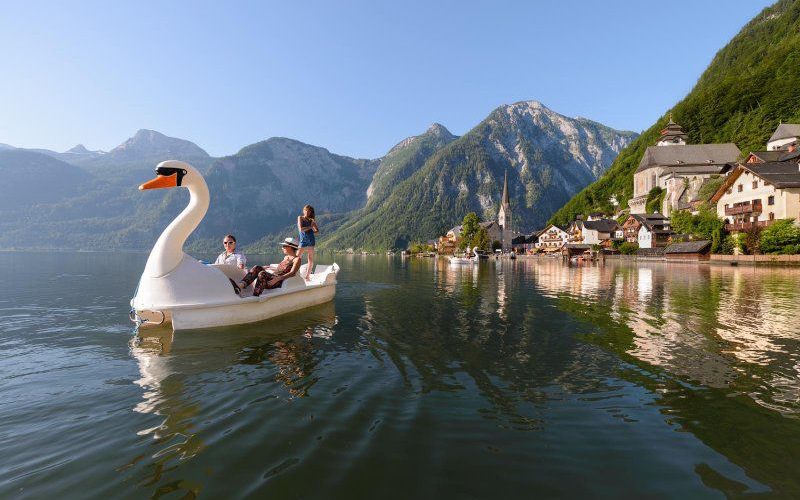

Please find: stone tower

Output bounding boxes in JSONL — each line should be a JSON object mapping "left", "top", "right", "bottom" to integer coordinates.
{"left": 498, "top": 169, "right": 512, "bottom": 251}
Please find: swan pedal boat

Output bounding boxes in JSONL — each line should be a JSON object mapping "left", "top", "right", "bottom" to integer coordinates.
{"left": 449, "top": 256, "right": 478, "bottom": 266}
{"left": 130, "top": 160, "right": 339, "bottom": 332}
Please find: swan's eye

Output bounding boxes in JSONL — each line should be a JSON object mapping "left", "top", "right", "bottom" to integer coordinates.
{"left": 154, "top": 167, "right": 188, "bottom": 186}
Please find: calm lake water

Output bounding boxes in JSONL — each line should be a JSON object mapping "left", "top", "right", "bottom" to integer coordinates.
{"left": 1, "top": 252, "right": 800, "bottom": 498}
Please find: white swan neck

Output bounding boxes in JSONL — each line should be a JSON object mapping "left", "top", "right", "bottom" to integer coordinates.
{"left": 143, "top": 176, "right": 209, "bottom": 278}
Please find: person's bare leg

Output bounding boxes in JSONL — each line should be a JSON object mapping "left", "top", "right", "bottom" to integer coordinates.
{"left": 297, "top": 247, "right": 306, "bottom": 274}
{"left": 305, "top": 247, "right": 315, "bottom": 279}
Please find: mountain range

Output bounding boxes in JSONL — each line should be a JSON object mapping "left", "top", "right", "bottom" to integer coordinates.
{"left": 0, "top": 102, "right": 635, "bottom": 252}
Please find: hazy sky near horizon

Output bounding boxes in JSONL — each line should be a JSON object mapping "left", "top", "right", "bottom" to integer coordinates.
{"left": 0, "top": 0, "right": 775, "bottom": 158}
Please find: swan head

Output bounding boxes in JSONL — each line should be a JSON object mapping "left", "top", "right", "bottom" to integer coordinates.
{"left": 139, "top": 160, "right": 198, "bottom": 191}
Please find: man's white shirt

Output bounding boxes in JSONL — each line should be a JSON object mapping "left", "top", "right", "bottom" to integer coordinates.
{"left": 215, "top": 251, "right": 247, "bottom": 268}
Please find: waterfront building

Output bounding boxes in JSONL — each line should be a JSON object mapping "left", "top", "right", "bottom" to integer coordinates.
{"left": 567, "top": 217, "right": 619, "bottom": 246}
{"left": 621, "top": 214, "right": 672, "bottom": 248}
{"left": 629, "top": 119, "right": 739, "bottom": 215}
{"left": 664, "top": 240, "right": 712, "bottom": 261}
{"left": 537, "top": 224, "right": 569, "bottom": 252}
{"left": 710, "top": 156, "right": 800, "bottom": 233}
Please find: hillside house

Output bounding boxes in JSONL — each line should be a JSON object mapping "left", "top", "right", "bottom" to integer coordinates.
{"left": 710, "top": 156, "right": 800, "bottom": 233}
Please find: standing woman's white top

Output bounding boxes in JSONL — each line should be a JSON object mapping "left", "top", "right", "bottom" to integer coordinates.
{"left": 214, "top": 235, "right": 247, "bottom": 269}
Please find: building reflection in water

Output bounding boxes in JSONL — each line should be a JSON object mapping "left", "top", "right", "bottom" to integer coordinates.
{"left": 529, "top": 259, "right": 800, "bottom": 415}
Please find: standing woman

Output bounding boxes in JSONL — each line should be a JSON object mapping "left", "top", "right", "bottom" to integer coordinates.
{"left": 297, "top": 204, "right": 319, "bottom": 280}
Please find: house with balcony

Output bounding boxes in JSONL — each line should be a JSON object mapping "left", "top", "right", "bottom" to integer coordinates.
{"left": 710, "top": 156, "right": 800, "bottom": 232}
{"left": 536, "top": 224, "right": 569, "bottom": 252}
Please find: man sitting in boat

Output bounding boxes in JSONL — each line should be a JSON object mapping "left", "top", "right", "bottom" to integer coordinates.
{"left": 214, "top": 234, "right": 247, "bottom": 269}
{"left": 230, "top": 237, "right": 302, "bottom": 296}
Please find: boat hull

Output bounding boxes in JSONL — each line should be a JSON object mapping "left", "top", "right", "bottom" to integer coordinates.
{"left": 449, "top": 257, "right": 477, "bottom": 265}
{"left": 137, "top": 282, "right": 336, "bottom": 331}
{"left": 173, "top": 283, "right": 335, "bottom": 330}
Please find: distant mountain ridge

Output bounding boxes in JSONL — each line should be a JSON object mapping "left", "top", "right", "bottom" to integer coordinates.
{"left": 102, "top": 129, "right": 209, "bottom": 162}
{"left": 0, "top": 102, "right": 634, "bottom": 251}
{"left": 322, "top": 100, "right": 636, "bottom": 250}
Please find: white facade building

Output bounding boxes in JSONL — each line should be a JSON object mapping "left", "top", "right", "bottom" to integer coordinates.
{"left": 536, "top": 224, "right": 569, "bottom": 252}
{"left": 766, "top": 123, "right": 800, "bottom": 151}
{"left": 711, "top": 160, "right": 800, "bottom": 232}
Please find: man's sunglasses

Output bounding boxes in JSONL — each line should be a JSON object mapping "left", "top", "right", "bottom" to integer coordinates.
{"left": 223, "top": 241, "right": 235, "bottom": 245}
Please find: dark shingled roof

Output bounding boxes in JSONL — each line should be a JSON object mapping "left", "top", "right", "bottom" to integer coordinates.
{"left": 768, "top": 124, "right": 800, "bottom": 144}
{"left": 511, "top": 235, "right": 527, "bottom": 245}
{"left": 583, "top": 219, "right": 619, "bottom": 232}
{"left": 747, "top": 161, "right": 800, "bottom": 188}
{"left": 749, "top": 150, "right": 787, "bottom": 162}
{"left": 664, "top": 240, "right": 711, "bottom": 254}
{"left": 636, "top": 143, "right": 740, "bottom": 173}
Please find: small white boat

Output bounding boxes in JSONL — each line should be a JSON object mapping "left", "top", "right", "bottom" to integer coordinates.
{"left": 449, "top": 247, "right": 479, "bottom": 266}
{"left": 130, "top": 160, "right": 339, "bottom": 331}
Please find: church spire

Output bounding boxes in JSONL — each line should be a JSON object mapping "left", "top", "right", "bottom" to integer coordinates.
{"left": 502, "top": 169, "right": 510, "bottom": 205}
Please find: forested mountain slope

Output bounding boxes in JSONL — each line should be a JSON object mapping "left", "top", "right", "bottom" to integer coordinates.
{"left": 549, "top": 0, "right": 800, "bottom": 226}
{"left": 322, "top": 101, "right": 635, "bottom": 250}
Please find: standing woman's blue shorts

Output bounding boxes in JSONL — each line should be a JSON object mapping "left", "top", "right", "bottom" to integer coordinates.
{"left": 299, "top": 230, "right": 315, "bottom": 247}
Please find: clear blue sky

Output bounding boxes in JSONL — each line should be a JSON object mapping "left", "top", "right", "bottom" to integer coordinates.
{"left": 0, "top": 0, "right": 776, "bottom": 158}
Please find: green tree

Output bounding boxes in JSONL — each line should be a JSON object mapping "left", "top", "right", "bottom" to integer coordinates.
{"left": 742, "top": 226, "right": 762, "bottom": 255}
{"left": 459, "top": 212, "right": 481, "bottom": 250}
{"left": 645, "top": 187, "right": 665, "bottom": 213}
{"left": 619, "top": 242, "right": 639, "bottom": 255}
{"left": 669, "top": 207, "right": 727, "bottom": 253}
{"left": 761, "top": 219, "right": 800, "bottom": 254}
{"left": 474, "top": 227, "right": 491, "bottom": 251}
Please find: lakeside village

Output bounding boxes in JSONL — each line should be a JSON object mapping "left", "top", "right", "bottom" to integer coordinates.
{"left": 416, "top": 120, "right": 800, "bottom": 262}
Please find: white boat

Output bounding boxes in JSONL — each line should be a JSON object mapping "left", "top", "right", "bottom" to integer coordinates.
{"left": 130, "top": 160, "right": 339, "bottom": 331}
{"left": 449, "top": 247, "right": 479, "bottom": 266}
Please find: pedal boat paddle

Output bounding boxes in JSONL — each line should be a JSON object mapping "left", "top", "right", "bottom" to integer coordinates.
{"left": 130, "top": 160, "right": 339, "bottom": 331}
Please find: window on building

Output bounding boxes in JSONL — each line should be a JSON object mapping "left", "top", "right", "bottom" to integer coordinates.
{"left": 724, "top": 204, "right": 729, "bottom": 209}
{"left": 726, "top": 188, "right": 732, "bottom": 195}
{"left": 768, "top": 195, "right": 775, "bottom": 205}
{"left": 738, "top": 184, "right": 743, "bottom": 192}
{"left": 769, "top": 212, "right": 775, "bottom": 221}
{"left": 752, "top": 180, "right": 758, "bottom": 189}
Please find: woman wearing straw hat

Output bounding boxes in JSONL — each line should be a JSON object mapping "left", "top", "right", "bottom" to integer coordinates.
{"left": 230, "top": 237, "right": 302, "bottom": 296}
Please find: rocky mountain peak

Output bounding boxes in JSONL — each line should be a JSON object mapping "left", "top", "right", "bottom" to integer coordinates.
{"left": 426, "top": 123, "right": 454, "bottom": 139}
{"left": 107, "top": 129, "right": 209, "bottom": 160}
{"left": 66, "top": 144, "right": 92, "bottom": 154}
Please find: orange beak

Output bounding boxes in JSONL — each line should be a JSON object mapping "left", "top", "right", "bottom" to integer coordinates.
{"left": 139, "top": 174, "right": 178, "bottom": 190}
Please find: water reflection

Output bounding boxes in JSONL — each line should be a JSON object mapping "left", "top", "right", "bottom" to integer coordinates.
{"left": 125, "top": 304, "right": 337, "bottom": 496}
{"left": 525, "top": 258, "right": 800, "bottom": 495}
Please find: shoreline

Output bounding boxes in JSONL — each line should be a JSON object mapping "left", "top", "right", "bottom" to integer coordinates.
{"left": 516, "top": 253, "right": 800, "bottom": 267}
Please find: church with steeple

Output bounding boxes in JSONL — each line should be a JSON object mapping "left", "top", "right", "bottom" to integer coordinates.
{"left": 497, "top": 169, "right": 512, "bottom": 251}
{"left": 629, "top": 117, "right": 740, "bottom": 215}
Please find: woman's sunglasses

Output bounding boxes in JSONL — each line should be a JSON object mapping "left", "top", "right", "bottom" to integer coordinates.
{"left": 223, "top": 241, "right": 235, "bottom": 245}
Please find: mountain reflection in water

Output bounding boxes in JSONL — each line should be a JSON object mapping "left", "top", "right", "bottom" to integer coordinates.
{"left": 1, "top": 252, "right": 799, "bottom": 498}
